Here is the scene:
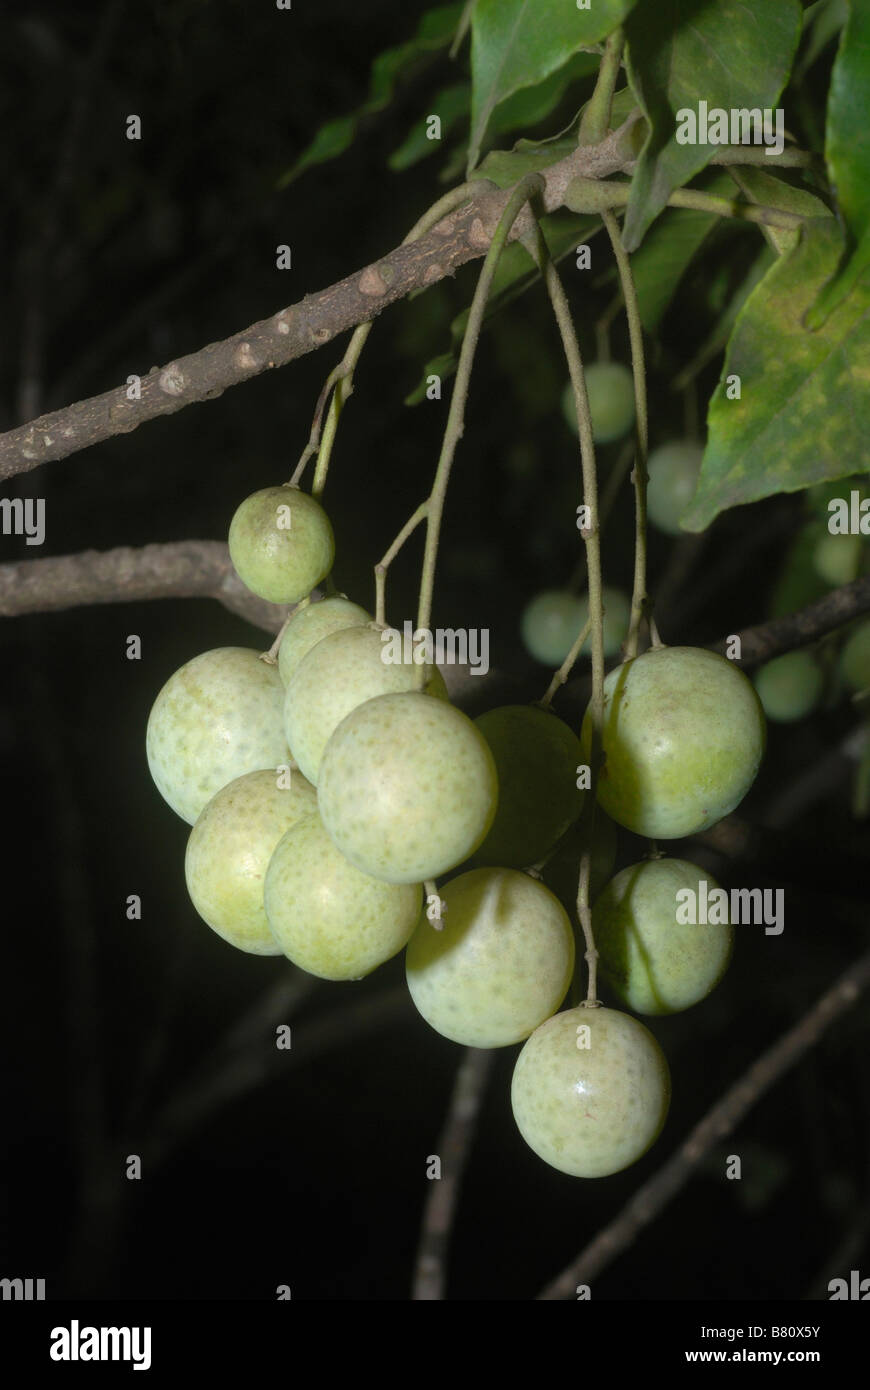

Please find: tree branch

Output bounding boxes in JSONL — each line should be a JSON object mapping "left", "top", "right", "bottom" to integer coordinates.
{"left": 0, "top": 540, "right": 287, "bottom": 633}
{"left": 537, "top": 945, "right": 870, "bottom": 1300}
{"left": 0, "top": 120, "right": 640, "bottom": 480}
{"left": 709, "top": 576, "right": 870, "bottom": 669}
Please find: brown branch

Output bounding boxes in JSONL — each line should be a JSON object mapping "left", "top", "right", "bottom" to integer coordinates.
{"left": 0, "top": 119, "right": 640, "bottom": 480}
{"left": 709, "top": 576, "right": 870, "bottom": 670}
{"left": 411, "top": 1047, "right": 496, "bottom": 1300}
{"left": 537, "top": 945, "right": 870, "bottom": 1299}
{"left": 0, "top": 540, "right": 288, "bottom": 633}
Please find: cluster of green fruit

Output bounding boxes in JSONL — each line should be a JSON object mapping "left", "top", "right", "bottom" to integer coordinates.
{"left": 146, "top": 481, "right": 768, "bottom": 1180}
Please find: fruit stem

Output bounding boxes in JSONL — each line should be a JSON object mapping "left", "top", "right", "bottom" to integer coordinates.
{"left": 578, "top": 29, "right": 624, "bottom": 146}
{"left": 374, "top": 501, "right": 429, "bottom": 628}
{"left": 601, "top": 209, "right": 649, "bottom": 661}
{"left": 260, "top": 612, "right": 293, "bottom": 665}
{"left": 522, "top": 214, "right": 604, "bottom": 1008}
{"left": 291, "top": 182, "right": 482, "bottom": 495}
{"left": 416, "top": 174, "right": 547, "bottom": 637}
{"left": 539, "top": 618, "right": 592, "bottom": 707}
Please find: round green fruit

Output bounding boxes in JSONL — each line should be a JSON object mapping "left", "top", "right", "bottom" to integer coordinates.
{"left": 646, "top": 441, "right": 704, "bottom": 535}
{"left": 264, "top": 814, "right": 421, "bottom": 980}
{"left": 228, "top": 485, "right": 334, "bottom": 604}
{"left": 405, "top": 868, "right": 574, "bottom": 1047}
{"left": 471, "top": 705, "right": 584, "bottom": 869}
{"left": 593, "top": 858, "right": 733, "bottom": 1015}
{"left": 753, "top": 650, "right": 823, "bottom": 723}
{"left": 318, "top": 692, "right": 498, "bottom": 884}
{"left": 582, "top": 646, "right": 766, "bottom": 839}
{"left": 277, "top": 595, "right": 370, "bottom": 686}
{"left": 185, "top": 768, "right": 317, "bottom": 954}
{"left": 521, "top": 586, "right": 629, "bottom": 665}
{"left": 284, "top": 625, "right": 447, "bottom": 784}
{"left": 812, "top": 532, "right": 863, "bottom": 587}
{"left": 562, "top": 362, "right": 636, "bottom": 445}
{"left": 511, "top": 1005, "right": 670, "bottom": 1177}
{"left": 146, "top": 647, "right": 290, "bottom": 824}
{"left": 541, "top": 810, "right": 618, "bottom": 910}
{"left": 840, "top": 620, "right": 870, "bottom": 693}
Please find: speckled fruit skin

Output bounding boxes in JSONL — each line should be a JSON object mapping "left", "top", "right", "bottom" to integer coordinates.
{"left": 471, "top": 706, "right": 584, "bottom": 869}
{"left": 406, "top": 868, "right": 574, "bottom": 1047}
{"left": 146, "top": 647, "right": 291, "bottom": 824}
{"left": 264, "top": 814, "right": 422, "bottom": 980}
{"left": 284, "top": 625, "right": 448, "bottom": 784}
{"left": 593, "top": 858, "right": 733, "bottom": 1015}
{"left": 511, "top": 1006, "right": 671, "bottom": 1177}
{"left": 277, "top": 596, "right": 370, "bottom": 686}
{"left": 185, "top": 768, "right": 317, "bottom": 954}
{"left": 562, "top": 363, "right": 636, "bottom": 444}
{"left": 541, "top": 810, "right": 618, "bottom": 909}
{"left": 754, "top": 650, "right": 823, "bottom": 723}
{"left": 228, "top": 486, "right": 334, "bottom": 604}
{"left": 646, "top": 441, "right": 704, "bottom": 535}
{"left": 318, "top": 692, "right": 498, "bottom": 884}
{"left": 581, "top": 646, "right": 766, "bottom": 839}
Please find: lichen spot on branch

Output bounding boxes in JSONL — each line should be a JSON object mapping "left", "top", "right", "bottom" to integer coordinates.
{"left": 234, "top": 342, "right": 258, "bottom": 371}
{"left": 159, "top": 364, "right": 187, "bottom": 396}
{"left": 358, "top": 265, "right": 389, "bottom": 297}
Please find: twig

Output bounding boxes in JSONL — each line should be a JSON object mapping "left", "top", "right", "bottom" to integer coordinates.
{"left": 709, "top": 576, "right": 870, "bottom": 670}
{"left": 0, "top": 119, "right": 640, "bottom": 480}
{"left": 0, "top": 540, "right": 289, "bottom": 633}
{"left": 538, "top": 945, "right": 870, "bottom": 1299}
{"left": 411, "top": 1048, "right": 496, "bottom": 1300}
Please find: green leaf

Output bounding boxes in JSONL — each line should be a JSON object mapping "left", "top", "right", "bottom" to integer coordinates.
{"left": 631, "top": 172, "right": 737, "bottom": 330}
{"left": 405, "top": 211, "right": 599, "bottom": 403}
{"left": 795, "top": 0, "right": 848, "bottom": 79}
{"left": 388, "top": 84, "right": 470, "bottom": 172}
{"left": 469, "top": 137, "right": 577, "bottom": 189}
{"left": 276, "top": 5, "right": 462, "bottom": 188}
{"left": 487, "top": 50, "right": 600, "bottom": 140}
{"left": 726, "top": 165, "right": 832, "bottom": 254}
{"left": 468, "top": 0, "right": 637, "bottom": 171}
{"left": 808, "top": 1, "right": 870, "bottom": 323}
{"left": 623, "top": 0, "right": 803, "bottom": 251}
{"left": 682, "top": 220, "right": 870, "bottom": 531}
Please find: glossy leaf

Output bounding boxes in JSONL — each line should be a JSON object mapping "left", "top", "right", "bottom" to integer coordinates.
{"left": 468, "top": 0, "right": 637, "bottom": 171}
{"left": 630, "top": 172, "right": 737, "bottom": 330}
{"left": 623, "top": 0, "right": 802, "bottom": 251}
{"left": 682, "top": 220, "right": 870, "bottom": 531}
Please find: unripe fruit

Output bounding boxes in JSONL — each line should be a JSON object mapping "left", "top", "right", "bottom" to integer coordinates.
{"left": 754, "top": 650, "right": 823, "bottom": 723}
{"left": 511, "top": 1006, "right": 670, "bottom": 1177}
{"left": 265, "top": 814, "right": 421, "bottom": 980}
{"left": 284, "top": 625, "right": 448, "bottom": 784}
{"left": 562, "top": 362, "right": 636, "bottom": 444}
{"left": 646, "top": 440, "right": 704, "bottom": 535}
{"left": 541, "top": 810, "right": 618, "bottom": 910}
{"left": 277, "top": 596, "right": 370, "bottom": 686}
{"left": 581, "top": 646, "right": 766, "bottom": 839}
{"left": 471, "top": 705, "right": 584, "bottom": 869}
{"left": 318, "top": 692, "right": 498, "bottom": 883}
{"left": 593, "top": 858, "right": 733, "bottom": 1015}
{"left": 405, "top": 868, "right": 574, "bottom": 1047}
{"left": 146, "top": 647, "right": 290, "bottom": 824}
{"left": 521, "top": 586, "right": 629, "bottom": 665}
{"left": 812, "top": 531, "right": 863, "bottom": 587}
{"left": 185, "top": 769, "right": 317, "bottom": 954}
{"left": 228, "top": 485, "right": 334, "bottom": 604}
{"left": 840, "top": 620, "right": 870, "bottom": 693}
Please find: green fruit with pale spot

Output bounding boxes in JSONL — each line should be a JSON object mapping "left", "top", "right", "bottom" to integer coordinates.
{"left": 646, "top": 441, "right": 704, "bottom": 535}
{"left": 562, "top": 362, "right": 636, "bottom": 444}
{"left": 228, "top": 485, "right": 334, "bottom": 604}
{"left": 754, "top": 650, "right": 823, "bottom": 723}
{"left": 471, "top": 705, "right": 584, "bottom": 869}
{"left": 185, "top": 768, "right": 317, "bottom": 954}
{"left": 812, "top": 531, "right": 863, "bottom": 587}
{"left": 146, "top": 647, "right": 290, "bottom": 824}
{"left": 277, "top": 596, "right": 370, "bottom": 686}
{"left": 593, "top": 858, "right": 733, "bottom": 1015}
{"left": 511, "top": 1005, "right": 670, "bottom": 1177}
{"left": 405, "top": 868, "right": 574, "bottom": 1047}
{"left": 264, "top": 813, "right": 421, "bottom": 980}
{"left": 582, "top": 646, "right": 766, "bottom": 839}
{"left": 284, "top": 624, "right": 447, "bottom": 784}
{"left": 318, "top": 692, "right": 498, "bottom": 884}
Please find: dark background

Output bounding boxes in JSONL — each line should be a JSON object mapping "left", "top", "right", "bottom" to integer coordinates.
{"left": 1, "top": 0, "right": 867, "bottom": 1301}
